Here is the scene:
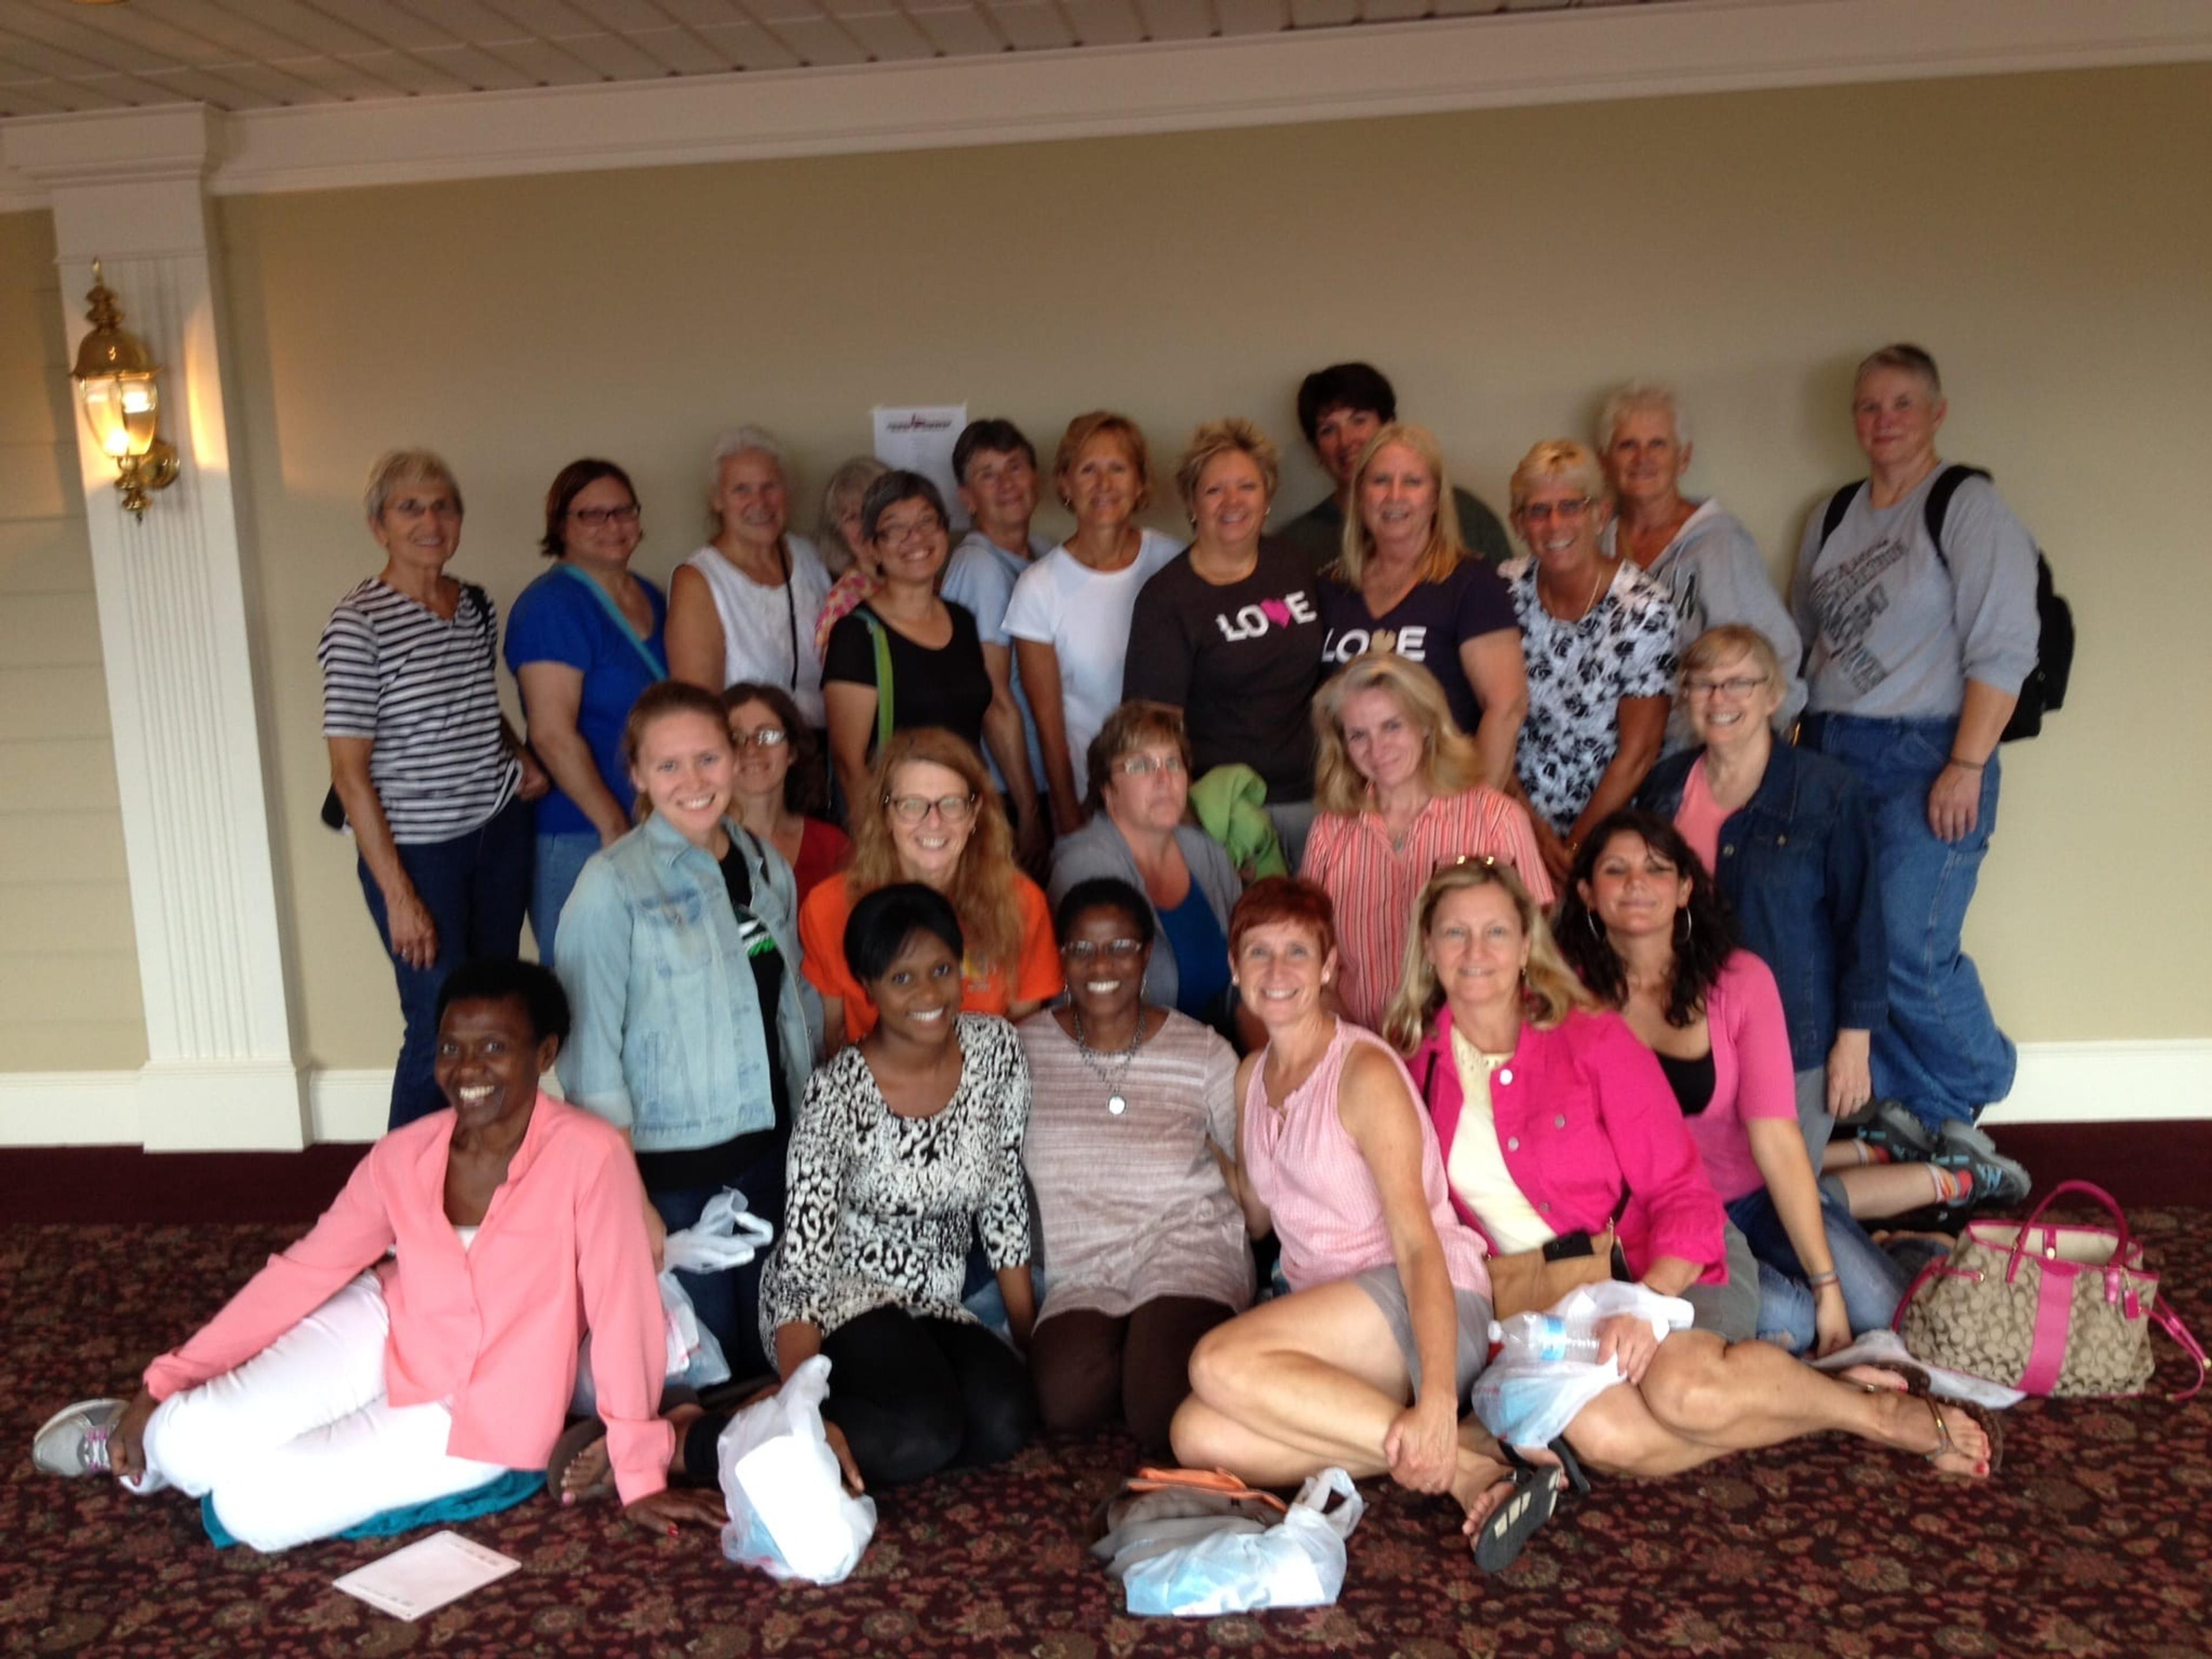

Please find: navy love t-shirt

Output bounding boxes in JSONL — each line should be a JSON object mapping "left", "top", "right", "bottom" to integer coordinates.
{"left": 1316, "top": 557, "right": 1520, "bottom": 735}
{"left": 1122, "top": 537, "right": 1326, "bottom": 799}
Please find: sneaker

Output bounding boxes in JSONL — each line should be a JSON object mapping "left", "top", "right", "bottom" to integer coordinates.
{"left": 1847, "top": 1099, "right": 1940, "bottom": 1163}
{"left": 31, "top": 1398, "right": 126, "bottom": 1478}
{"left": 1934, "top": 1120, "right": 2032, "bottom": 1207}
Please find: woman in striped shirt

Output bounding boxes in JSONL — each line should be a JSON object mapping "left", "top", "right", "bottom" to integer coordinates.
{"left": 318, "top": 450, "right": 547, "bottom": 1129}
{"left": 1301, "top": 653, "right": 1551, "bottom": 1032}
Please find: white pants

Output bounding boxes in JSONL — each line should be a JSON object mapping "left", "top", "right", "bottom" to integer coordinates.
{"left": 141, "top": 1273, "right": 506, "bottom": 1552}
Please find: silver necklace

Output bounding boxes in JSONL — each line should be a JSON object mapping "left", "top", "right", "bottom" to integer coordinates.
{"left": 1071, "top": 1010, "right": 1144, "bottom": 1116}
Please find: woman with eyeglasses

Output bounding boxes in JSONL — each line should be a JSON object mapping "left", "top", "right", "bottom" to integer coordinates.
{"left": 723, "top": 681, "right": 850, "bottom": 907}
{"left": 505, "top": 459, "right": 668, "bottom": 965}
{"left": 1019, "top": 877, "right": 1251, "bottom": 1454}
{"left": 1502, "top": 440, "right": 1676, "bottom": 889}
{"left": 800, "top": 727, "right": 1062, "bottom": 1054}
{"left": 1047, "top": 702, "right": 1242, "bottom": 1035}
{"left": 1634, "top": 627, "right": 2027, "bottom": 1217}
{"left": 553, "top": 681, "right": 818, "bottom": 1380}
{"left": 1301, "top": 653, "right": 1551, "bottom": 1034}
{"left": 820, "top": 471, "right": 1032, "bottom": 824}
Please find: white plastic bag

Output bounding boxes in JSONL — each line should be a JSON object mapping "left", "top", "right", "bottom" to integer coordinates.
{"left": 663, "top": 1188, "right": 776, "bottom": 1275}
{"left": 1468, "top": 1281, "right": 1693, "bottom": 1449}
{"left": 1120, "top": 1468, "right": 1365, "bottom": 1617}
{"left": 659, "top": 1273, "right": 730, "bottom": 1390}
{"left": 717, "top": 1355, "right": 877, "bottom": 1585}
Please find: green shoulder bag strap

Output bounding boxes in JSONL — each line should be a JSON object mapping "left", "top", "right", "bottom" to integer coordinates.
{"left": 858, "top": 609, "right": 895, "bottom": 753}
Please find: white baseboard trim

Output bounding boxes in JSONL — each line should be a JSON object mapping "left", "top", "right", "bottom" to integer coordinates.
{"left": 2, "top": 1041, "right": 2205, "bottom": 1148}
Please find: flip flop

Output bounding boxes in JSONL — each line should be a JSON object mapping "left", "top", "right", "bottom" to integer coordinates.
{"left": 546, "top": 1417, "right": 612, "bottom": 1504}
{"left": 1835, "top": 1360, "right": 1934, "bottom": 1397}
{"left": 1501, "top": 1438, "right": 1593, "bottom": 1497}
{"left": 1472, "top": 1461, "right": 1561, "bottom": 1574}
{"left": 1921, "top": 1395, "right": 2005, "bottom": 1477}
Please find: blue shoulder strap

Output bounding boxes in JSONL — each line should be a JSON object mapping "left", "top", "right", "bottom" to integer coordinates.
{"left": 554, "top": 563, "right": 668, "bottom": 680}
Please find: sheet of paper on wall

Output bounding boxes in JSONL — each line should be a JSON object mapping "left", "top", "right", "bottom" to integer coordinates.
{"left": 872, "top": 404, "right": 969, "bottom": 529}
{"left": 332, "top": 1531, "right": 520, "bottom": 1621}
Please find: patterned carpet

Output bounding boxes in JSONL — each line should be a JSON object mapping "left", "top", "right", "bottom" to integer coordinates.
{"left": 6, "top": 1213, "right": 2210, "bottom": 1659}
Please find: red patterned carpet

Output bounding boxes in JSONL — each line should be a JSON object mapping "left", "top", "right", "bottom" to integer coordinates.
{"left": 6, "top": 1208, "right": 2212, "bottom": 1659}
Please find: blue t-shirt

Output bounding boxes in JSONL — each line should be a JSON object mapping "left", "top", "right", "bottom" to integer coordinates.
{"left": 1157, "top": 884, "right": 1232, "bottom": 1022}
{"left": 503, "top": 565, "right": 668, "bottom": 838}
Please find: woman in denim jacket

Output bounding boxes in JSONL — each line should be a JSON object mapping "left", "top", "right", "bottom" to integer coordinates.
{"left": 556, "top": 680, "right": 819, "bottom": 1378}
{"left": 1635, "top": 626, "right": 2023, "bottom": 1221}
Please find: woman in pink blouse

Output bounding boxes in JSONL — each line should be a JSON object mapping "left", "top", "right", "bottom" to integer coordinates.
{"left": 1301, "top": 652, "right": 1551, "bottom": 1031}
{"left": 1386, "top": 861, "right": 2000, "bottom": 1498}
{"left": 30, "top": 961, "right": 722, "bottom": 1551}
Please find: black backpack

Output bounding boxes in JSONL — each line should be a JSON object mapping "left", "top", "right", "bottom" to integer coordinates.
{"left": 1819, "top": 464, "right": 2073, "bottom": 743}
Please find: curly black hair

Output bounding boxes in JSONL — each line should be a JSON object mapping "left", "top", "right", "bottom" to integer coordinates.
{"left": 1554, "top": 809, "right": 1736, "bottom": 1029}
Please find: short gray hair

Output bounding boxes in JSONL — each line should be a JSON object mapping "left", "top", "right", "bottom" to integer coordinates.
{"left": 1596, "top": 381, "right": 1690, "bottom": 452}
{"left": 704, "top": 425, "right": 790, "bottom": 498}
{"left": 363, "top": 449, "right": 461, "bottom": 524}
{"left": 817, "top": 454, "right": 891, "bottom": 568}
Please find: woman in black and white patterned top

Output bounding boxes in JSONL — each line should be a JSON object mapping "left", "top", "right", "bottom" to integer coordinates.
{"left": 1499, "top": 438, "right": 1676, "bottom": 888}
{"left": 757, "top": 882, "right": 1039, "bottom": 1490}
{"left": 318, "top": 449, "right": 547, "bottom": 1130}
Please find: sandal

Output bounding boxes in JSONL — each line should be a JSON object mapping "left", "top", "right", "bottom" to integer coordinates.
{"left": 1838, "top": 1361, "right": 1933, "bottom": 1397}
{"left": 1919, "top": 1395, "right": 2004, "bottom": 1477}
{"left": 1471, "top": 1460, "right": 1561, "bottom": 1574}
{"left": 546, "top": 1417, "right": 612, "bottom": 1505}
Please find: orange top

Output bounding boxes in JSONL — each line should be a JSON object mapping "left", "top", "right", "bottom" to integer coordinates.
{"left": 799, "top": 868, "right": 1063, "bottom": 1039}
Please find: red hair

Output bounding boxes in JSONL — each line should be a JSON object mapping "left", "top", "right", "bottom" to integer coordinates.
{"left": 1228, "top": 876, "right": 1338, "bottom": 962}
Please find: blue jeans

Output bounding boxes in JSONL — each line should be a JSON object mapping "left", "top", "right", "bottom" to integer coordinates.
{"left": 649, "top": 1145, "right": 787, "bottom": 1385}
{"left": 357, "top": 797, "right": 532, "bottom": 1130}
{"left": 529, "top": 830, "right": 600, "bottom": 968}
{"left": 1803, "top": 714, "right": 2016, "bottom": 1128}
{"left": 1727, "top": 1185, "right": 1909, "bottom": 1352}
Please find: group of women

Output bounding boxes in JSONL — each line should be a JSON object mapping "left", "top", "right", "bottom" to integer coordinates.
{"left": 35, "top": 344, "right": 2035, "bottom": 1571}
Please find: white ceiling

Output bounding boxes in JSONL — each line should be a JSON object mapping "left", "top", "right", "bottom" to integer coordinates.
{"left": 0, "top": 0, "right": 1692, "bottom": 116}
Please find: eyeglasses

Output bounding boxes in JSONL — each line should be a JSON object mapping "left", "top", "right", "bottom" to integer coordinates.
{"left": 885, "top": 792, "right": 976, "bottom": 824}
{"left": 1062, "top": 937, "right": 1145, "bottom": 961}
{"left": 732, "top": 727, "right": 789, "bottom": 750}
{"left": 1113, "top": 753, "right": 1187, "bottom": 779}
{"left": 571, "top": 503, "right": 641, "bottom": 527}
{"left": 1683, "top": 674, "right": 1769, "bottom": 699}
{"left": 873, "top": 513, "right": 945, "bottom": 548}
{"left": 1517, "top": 497, "right": 1593, "bottom": 525}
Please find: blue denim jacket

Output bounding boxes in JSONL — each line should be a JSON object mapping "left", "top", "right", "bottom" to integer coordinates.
{"left": 1637, "top": 743, "right": 1886, "bottom": 1069}
{"left": 554, "top": 812, "right": 818, "bottom": 1152}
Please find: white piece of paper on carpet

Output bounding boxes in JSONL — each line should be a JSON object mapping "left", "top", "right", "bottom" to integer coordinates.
{"left": 332, "top": 1530, "right": 520, "bottom": 1621}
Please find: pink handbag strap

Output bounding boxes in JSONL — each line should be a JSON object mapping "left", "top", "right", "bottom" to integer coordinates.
{"left": 2005, "top": 1179, "right": 2134, "bottom": 1285}
{"left": 2153, "top": 1304, "right": 2208, "bottom": 1401}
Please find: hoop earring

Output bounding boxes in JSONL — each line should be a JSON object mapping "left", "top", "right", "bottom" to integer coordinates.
{"left": 1586, "top": 911, "right": 1602, "bottom": 940}
{"left": 1677, "top": 909, "right": 1694, "bottom": 944}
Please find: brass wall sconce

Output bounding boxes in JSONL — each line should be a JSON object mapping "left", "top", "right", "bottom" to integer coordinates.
{"left": 71, "top": 259, "right": 179, "bottom": 518}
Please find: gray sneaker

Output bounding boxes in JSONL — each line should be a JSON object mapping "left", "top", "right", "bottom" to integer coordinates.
{"left": 1934, "top": 1119, "right": 2032, "bottom": 1207}
{"left": 32, "top": 1398, "right": 126, "bottom": 1478}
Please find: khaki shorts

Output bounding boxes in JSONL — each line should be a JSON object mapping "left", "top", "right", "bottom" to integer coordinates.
{"left": 1351, "top": 1264, "right": 1492, "bottom": 1398}
{"left": 1680, "top": 1221, "right": 1762, "bottom": 1343}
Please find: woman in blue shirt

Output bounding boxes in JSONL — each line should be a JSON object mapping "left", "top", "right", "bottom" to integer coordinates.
{"left": 505, "top": 459, "right": 668, "bottom": 965}
{"left": 554, "top": 680, "right": 818, "bottom": 1376}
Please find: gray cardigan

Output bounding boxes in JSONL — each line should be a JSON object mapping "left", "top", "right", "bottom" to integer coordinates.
{"left": 1047, "top": 814, "right": 1243, "bottom": 1013}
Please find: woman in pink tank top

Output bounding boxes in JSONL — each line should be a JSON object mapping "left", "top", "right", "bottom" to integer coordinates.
{"left": 1168, "top": 878, "right": 1555, "bottom": 1572}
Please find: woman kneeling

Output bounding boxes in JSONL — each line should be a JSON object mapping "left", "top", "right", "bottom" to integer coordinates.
{"left": 32, "top": 961, "right": 719, "bottom": 1550}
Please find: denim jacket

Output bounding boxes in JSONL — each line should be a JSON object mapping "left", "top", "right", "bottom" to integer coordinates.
{"left": 555, "top": 812, "right": 819, "bottom": 1153}
{"left": 1637, "top": 742, "right": 1887, "bottom": 1069}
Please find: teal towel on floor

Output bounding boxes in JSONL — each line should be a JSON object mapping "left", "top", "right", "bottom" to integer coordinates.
{"left": 199, "top": 1467, "right": 541, "bottom": 1549}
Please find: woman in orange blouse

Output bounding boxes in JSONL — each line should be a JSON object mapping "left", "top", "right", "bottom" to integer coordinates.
{"left": 799, "top": 727, "right": 1061, "bottom": 1050}
{"left": 1301, "top": 652, "right": 1552, "bottom": 1030}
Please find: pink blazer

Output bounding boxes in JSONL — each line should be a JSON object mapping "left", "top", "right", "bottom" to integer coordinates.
{"left": 1407, "top": 1006, "right": 1727, "bottom": 1284}
{"left": 143, "top": 1094, "right": 675, "bottom": 1504}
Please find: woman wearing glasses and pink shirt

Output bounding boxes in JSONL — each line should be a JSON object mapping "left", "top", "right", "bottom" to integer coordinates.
{"left": 800, "top": 728, "right": 1063, "bottom": 1053}
{"left": 1047, "top": 701, "right": 1244, "bottom": 1036}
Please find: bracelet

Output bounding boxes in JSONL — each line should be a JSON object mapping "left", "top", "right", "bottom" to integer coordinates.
{"left": 1947, "top": 756, "right": 1985, "bottom": 770}
{"left": 1806, "top": 1270, "right": 1840, "bottom": 1289}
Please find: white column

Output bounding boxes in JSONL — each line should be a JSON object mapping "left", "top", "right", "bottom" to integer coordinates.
{"left": 3, "top": 107, "right": 306, "bottom": 1149}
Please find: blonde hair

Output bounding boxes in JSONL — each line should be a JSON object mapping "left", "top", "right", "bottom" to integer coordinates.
{"left": 846, "top": 728, "right": 1022, "bottom": 975}
{"left": 1508, "top": 438, "right": 1608, "bottom": 518}
{"left": 1382, "top": 860, "right": 1592, "bottom": 1053}
{"left": 1054, "top": 411, "right": 1153, "bottom": 514}
{"left": 1173, "top": 418, "right": 1280, "bottom": 517}
{"left": 1334, "top": 422, "right": 1465, "bottom": 585}
{"left": 1310, "top": 654, "right": 1479, "bottom": 817}
{"left": 363, "top": 449, "right": 461, "bottom": 523}
{"left": 1681, "top": 623, "right": 1783, "bottom": 684}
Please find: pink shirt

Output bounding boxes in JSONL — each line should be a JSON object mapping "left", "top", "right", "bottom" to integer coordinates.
{"left": 143, "top": 1096, "right": 675, "bottom": 1505}
{"left": 1673, "top": 756, "right": 1728, "bottom": 876}
{"left": 1241, "top": 1020, "right": 1490, "bottom": 1298}
{"left": 1301, "top": 787, "right": 1554, "bottom": 1032}
{"left": 1673, "top": 951, "right": 1800, "bottom": 1204}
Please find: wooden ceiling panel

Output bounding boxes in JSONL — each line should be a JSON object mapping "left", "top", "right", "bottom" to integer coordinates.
{"left": 690, "top": 20, "right": 805, "bottom": 69}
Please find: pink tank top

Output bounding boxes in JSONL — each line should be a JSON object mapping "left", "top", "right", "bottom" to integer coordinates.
{"left": 1674, "top": 756, "right": 1728, "bottom": 876}
{"left": 1241, "top": 1021, "right": 1491, "bottom": 1298}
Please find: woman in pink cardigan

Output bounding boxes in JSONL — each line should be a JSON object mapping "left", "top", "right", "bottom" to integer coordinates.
{"left": 30, "top": 961, "right": 724, "bottom": 1551}
{"left": 1555, "top": 810, "right": 1911, "bottom": 1355}
{"left": 1384, "top": 861, "right": 2001, "bottom": 1487}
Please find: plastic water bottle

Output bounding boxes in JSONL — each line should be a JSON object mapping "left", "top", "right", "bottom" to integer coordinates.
{"left": 1488, "top": 1312, "right": 1601, "bottom": 1363}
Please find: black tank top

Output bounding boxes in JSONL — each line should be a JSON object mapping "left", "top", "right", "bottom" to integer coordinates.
{"left": 1656, "top": 1047, "right": 1717, "bottom": 1118}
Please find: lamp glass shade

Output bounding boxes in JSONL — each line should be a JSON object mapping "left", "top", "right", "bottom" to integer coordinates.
{"left": 78, "top": 372, "right": 160, "bottom": 461}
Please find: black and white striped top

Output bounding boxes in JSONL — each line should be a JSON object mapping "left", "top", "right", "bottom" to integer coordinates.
{"left": 317, "top": 577, "right": 520, "bottom": 845}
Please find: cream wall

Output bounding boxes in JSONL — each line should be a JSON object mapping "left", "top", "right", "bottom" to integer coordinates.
{"left": 0, "top": 211, "right": 146, "bottom": 1073}
{"left": 209, "top": 63, "right": 2209, "bottom": 1073}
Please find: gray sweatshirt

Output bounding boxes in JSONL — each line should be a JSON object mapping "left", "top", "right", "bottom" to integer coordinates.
{"left": 1792, "top": 471, "right": 2039, "bottom": 719}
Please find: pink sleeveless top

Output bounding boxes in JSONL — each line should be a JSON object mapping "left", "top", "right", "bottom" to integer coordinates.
{"left": 1242, "top": 1021, "right": 1491, "bottom": 1298}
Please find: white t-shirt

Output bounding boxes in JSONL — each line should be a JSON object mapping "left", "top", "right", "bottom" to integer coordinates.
{"left": 681, "top": 536, "right": 833, "bottom": 726}
{"left": 1002, "top": 528, "right": 1182, "bottom": 772}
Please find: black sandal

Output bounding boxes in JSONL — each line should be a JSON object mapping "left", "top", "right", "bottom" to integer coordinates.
{"left": 1472, "top": 1460, "right": 1561, "bottom": 1574}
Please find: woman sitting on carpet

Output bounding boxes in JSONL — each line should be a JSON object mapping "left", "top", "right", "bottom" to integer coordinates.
{"left": 1385, "top": 859, "right": 1999, "bottom": 1502}
{"left": 31, "top": 960, "right": 724, "bottom": 1551}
